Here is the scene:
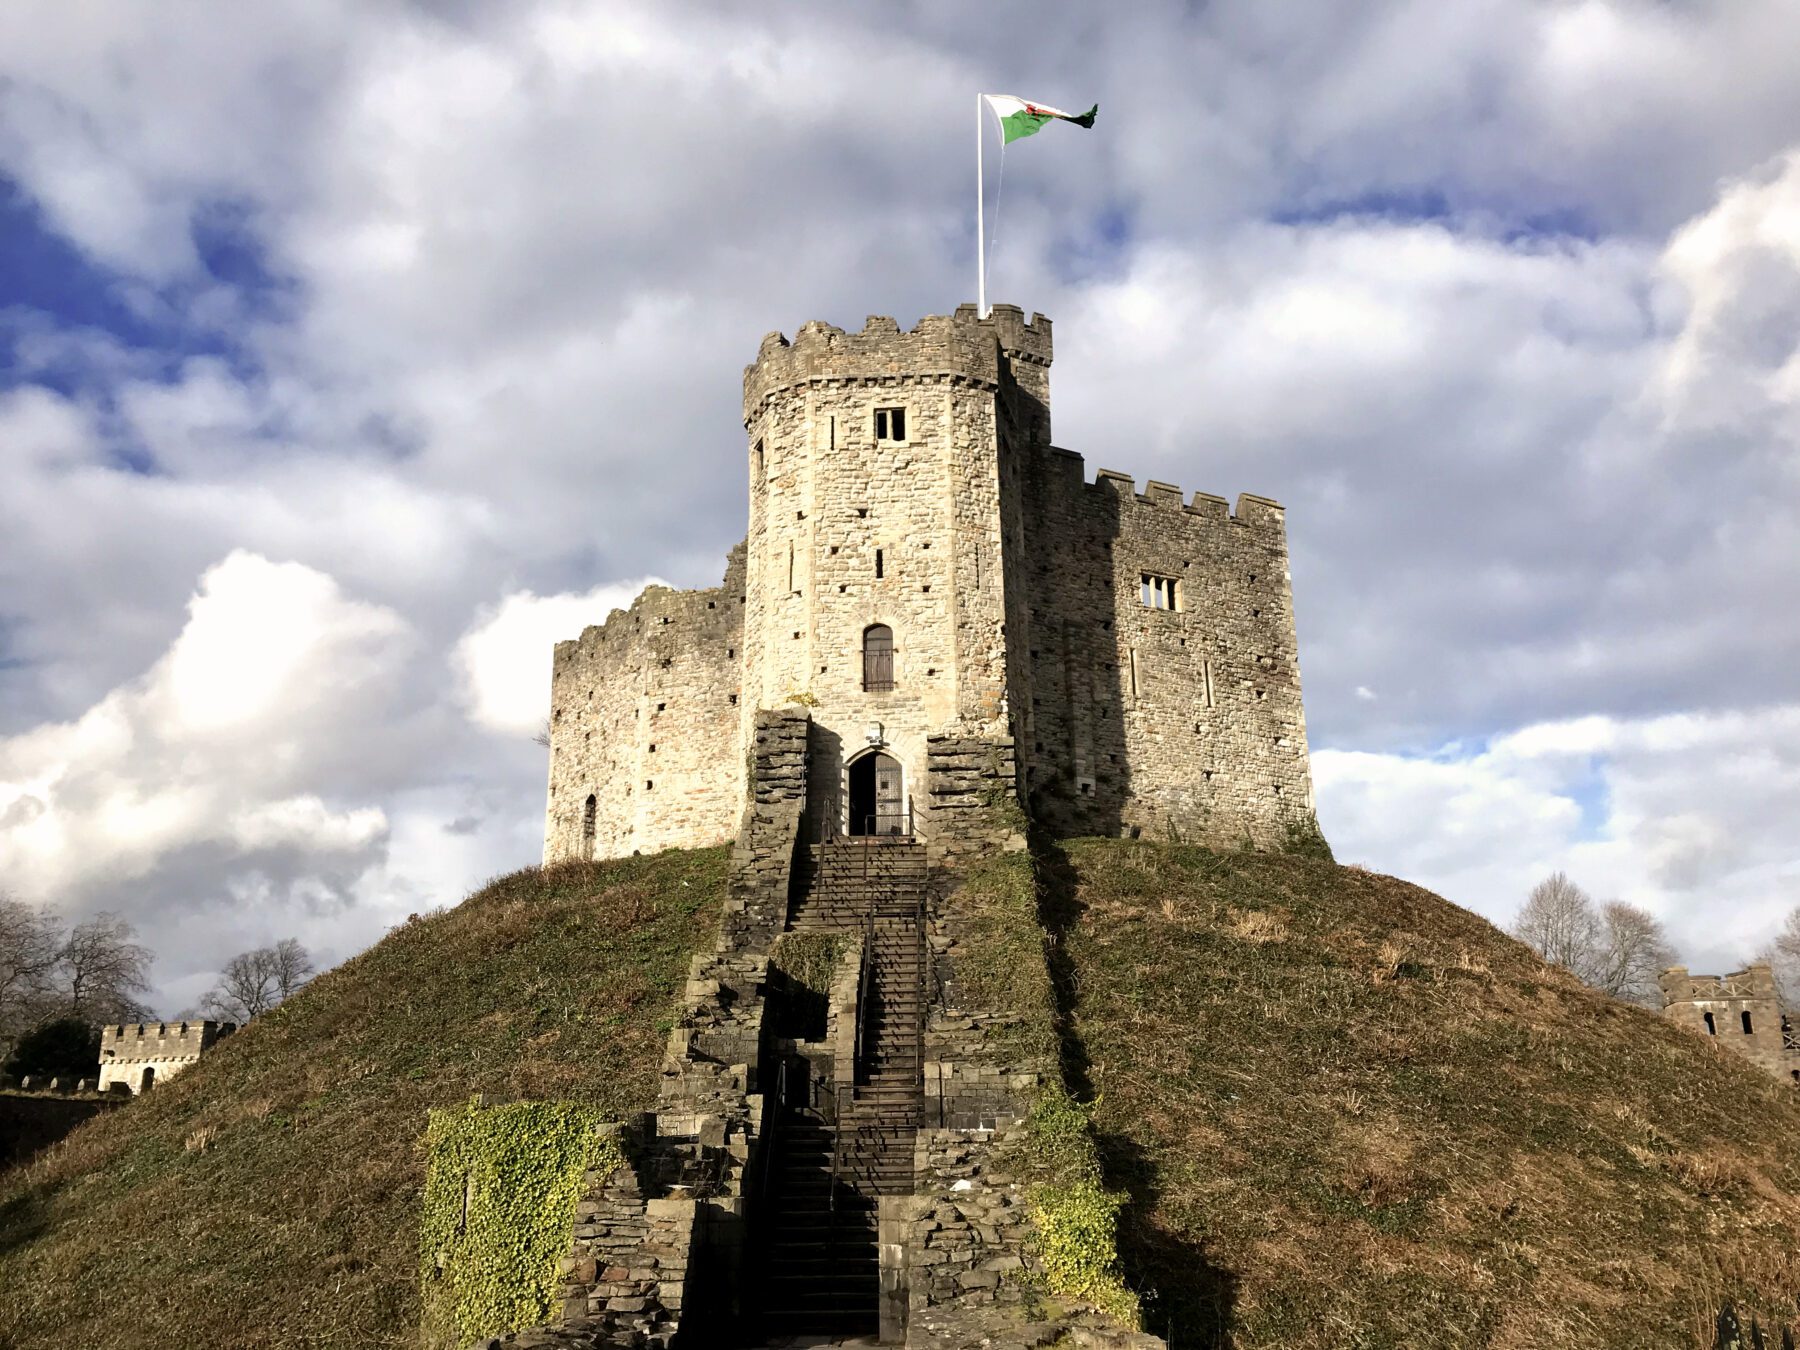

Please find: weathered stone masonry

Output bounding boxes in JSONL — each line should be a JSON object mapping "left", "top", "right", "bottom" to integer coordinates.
{"left": 97, "top": 1020, "right": 235, "bottom": 1095}
{"left": 1661, "top": 963, "right": 1800, "bottom": 1084}
{"left": 544, "top": 305, "right": 1314, "bottom": 862}
{"left": 544, "top": 548, "right": 746, "bottom": 863}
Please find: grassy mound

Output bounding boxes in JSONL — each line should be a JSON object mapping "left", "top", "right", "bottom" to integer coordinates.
{"left": 0, "top": 849, "right": 725, "bottom": 1350}
{"left": 1048, "top": 838, "right": 1800, "bottom": 1350}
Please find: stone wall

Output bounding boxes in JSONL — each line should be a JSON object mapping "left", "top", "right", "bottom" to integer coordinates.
{"left": 543, "top": 548, "right": 746, "bottom": 863}
{"left": 1013, "top": 449, "right": 1313, "bottom": 847}
{"left": 1661, "top": 964, "right": 1800, "bottom": 1083}
{"left": 721, "top": 707, "right": 808, "bottom": 949}
{"left": 924, "top": 734, "right": 1027, "bottom": 872}
{"left": 97, "top": 1020, "right": 235, "bottom": 1094}
{"left": 0, "top": 1089, "right": 121, "bottom": 1170}
{"left": 892, "top": 1126, "right": 1163, "bottom": 1350}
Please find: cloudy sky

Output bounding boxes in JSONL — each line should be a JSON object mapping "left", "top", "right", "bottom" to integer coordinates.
{"left": 3, "top": 1, "right": 1798, "bottom": 1012}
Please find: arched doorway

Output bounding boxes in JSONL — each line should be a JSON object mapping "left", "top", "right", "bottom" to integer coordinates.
{"left": 140, "top": 1067, "right": 156, "bottom": 1093}
{"left": 847, "top": 751, "right": 906, "bottom": 836}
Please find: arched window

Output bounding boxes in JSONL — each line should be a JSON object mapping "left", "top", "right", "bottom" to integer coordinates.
{"left": 581, "top": 794, "right": 597, "bottom": 857}
{"left": 862, "top": 625, "right": 894, "bottom": 692}
{"left": 1742, "top": 1010, "right": 1755, "bottom": 1034}
{"left": 1703, "top": 1012, "right": 1717, "bottom": 1035}
{"left": 140, "top": 1067, "right": 156, "bottom": 1093}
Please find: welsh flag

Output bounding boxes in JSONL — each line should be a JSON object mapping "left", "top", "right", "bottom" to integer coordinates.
{"left": 984, "top": 95, "right": 1099, "bottom": 144}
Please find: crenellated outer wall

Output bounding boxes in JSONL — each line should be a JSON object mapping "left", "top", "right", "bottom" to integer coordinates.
{"left": 543, "top": 548, "right": 747, "bottom": 862}
{"left": 1009, "top": 448, "right": 1313, "bottom": 846}
{"left": 98, "top": 1020, "right": 235, "bottom": 1094}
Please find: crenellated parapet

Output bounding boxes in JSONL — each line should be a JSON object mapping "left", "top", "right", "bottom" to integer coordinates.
{"left": 101, "top": 1020, "right": 234, "bottom": 1058}
{"left": 550, "top": 300, "right": 1313, "bottom": 861}
{"left": 543, "top": 547, "right": 746, "bottom": 864}
{"left": 743, "top": 305, "right": 1052, "bottom": 421}
{"left": 1660, "top": 963, "right": 1799, "bottom": 1084}
{"left": 97, "top": 1020, "right": 235, "bottom": 1095}
{"left": 1660, "top": 964, "right": 1780, "bottom": 1004}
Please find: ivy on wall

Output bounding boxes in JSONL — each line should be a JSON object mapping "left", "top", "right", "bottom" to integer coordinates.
{"left": 418, "top": 1098, "right": 625, "bottom": 1347}
{"left": 1017, "top": 1084, "right": 1140, "bottom": 1327}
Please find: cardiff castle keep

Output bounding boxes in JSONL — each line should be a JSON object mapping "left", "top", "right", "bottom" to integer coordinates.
{"left": 544, "top": 304, "right": 1313, "bottom": 863}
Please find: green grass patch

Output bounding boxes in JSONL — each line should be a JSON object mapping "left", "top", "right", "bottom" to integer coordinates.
{"left": 948, "top": 851, "right": 1059, "bottom": 1063}
{"left": 953, "top": 849, "right": 1141, "bottom": 1328}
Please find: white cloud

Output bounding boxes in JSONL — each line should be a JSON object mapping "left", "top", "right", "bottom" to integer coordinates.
{"left": 0, "top": 552, "right": 407, "bottom": 912}
{"left": 454, "top": 579, "right": 666, "bottom": 737}
{"left": 1317, "top": 704, "right": 1800, "bottom": 972}
{"left": 1, "top": 0, "right": 1800, "bottom": 1006}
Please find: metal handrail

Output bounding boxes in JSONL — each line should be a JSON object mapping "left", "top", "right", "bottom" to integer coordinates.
{"left": 852, "top": 911, "right": 875, "bottom": 1083}
{"left": 814, "top": 799, "right": 915, "bottom": 843}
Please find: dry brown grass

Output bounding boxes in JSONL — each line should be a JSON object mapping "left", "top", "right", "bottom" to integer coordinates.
{"left": 1054, "top": 838, "right": 1800, "bottom": 1349}
{"left": 0, "top": 848, "right": 726, "bottom": 1350}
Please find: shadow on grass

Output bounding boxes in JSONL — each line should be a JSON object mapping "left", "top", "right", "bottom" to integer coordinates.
{"left": 0, "top": 1193, "right": 47, "bottom": 1259}
{"left": 1035, "top": 835, "right": 1240, "bottom": 1349}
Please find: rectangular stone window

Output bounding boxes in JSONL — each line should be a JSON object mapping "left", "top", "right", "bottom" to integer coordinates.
{"left": 753, "top": 439, "right": 764, "bottom": 481}
{"left": 1141, "top": 573, "right": 1180, "bottom": 610}
{"left": 874, "top": 406, "right": 906, "bottom": 442}
{"left": 1202, "top": 659, "right": 1216, "bottom": 709}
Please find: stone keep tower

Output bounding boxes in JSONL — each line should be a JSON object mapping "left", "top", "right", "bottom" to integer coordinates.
{"left": 740, "top": 306, "right": 1049, "bottom": 837}
{"left": 544, "top": 305, "right": 1314, "bottom": 862}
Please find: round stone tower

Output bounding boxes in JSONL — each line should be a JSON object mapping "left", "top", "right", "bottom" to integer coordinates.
{"left": 738, "top": 304, "right": 1053, "bottom": 837}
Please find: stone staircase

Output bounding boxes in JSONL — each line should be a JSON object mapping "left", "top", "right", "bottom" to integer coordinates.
{"left": 757, "top": 1104, "right": 880, "bottom": 1334}
{"left": 757, "top": 838, "right": 928, "bottom": 1339}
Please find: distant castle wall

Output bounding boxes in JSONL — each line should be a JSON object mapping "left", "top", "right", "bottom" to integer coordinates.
{"left": 1660, "top": 964, "right": 1800, "bottom": 1083}
{"left": 97, "top": 1020, "right": 235, "bottom": 1095}
{"left": 543, "top": 548, "right": 746, "bottom": 862}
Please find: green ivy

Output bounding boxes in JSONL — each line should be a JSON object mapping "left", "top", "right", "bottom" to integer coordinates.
{"left": 1016, "top": 1083, "right": 1142, "bottom": 1327}
{"left": 1280, "top": 810, "right": 1334, "bottom": 861}
{"left": 418, "top": 1098, "right": 625, "bottom": 1347}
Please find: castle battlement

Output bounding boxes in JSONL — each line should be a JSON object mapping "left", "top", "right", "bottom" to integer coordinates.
{"left": 1660, "top": 963, "right": 1799, "bottom": 1085}
{"left": 98, "top": 1020, "right": 235, "bottom": 1095}
{"left": 744, "top": 305, "right": 1052, "bottom": 417}
{"left": 1660, "top": 964, "right": 1779, "bottom": 1004}
{"left": 1025, "top": 448, "right": 1285, "bottom": 530}
{"left": 546, "top": 304, "right": 1313, "bottom": 864}
{"left": 554, "top": 545, "right": 746, "bottom": 665}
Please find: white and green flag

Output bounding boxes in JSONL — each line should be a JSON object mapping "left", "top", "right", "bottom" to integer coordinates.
{"left": 975, "top": 94, "right": 1097, "bottom": 316}
{"left": 982, "top": 95, "right": 1099, "bottom": 144}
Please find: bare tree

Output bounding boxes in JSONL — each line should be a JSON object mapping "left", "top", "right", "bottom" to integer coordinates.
{"left": 0, "top": 895, "right": 62, "bottom": 1043}
{"left": 200, "top": 939, "right": 315, "bottom": 1022}
{"left": 57, "top": 913, "right": 154, "bottom": 1024}
{"left": 1590, "top": 901, "right": 1676, "bottom": 1006}
{"left": 267, "top": 937, "right": 315, "bottom": 1002}
{"left": 1512, "top": 872, "right": 1602, "bottom": 982}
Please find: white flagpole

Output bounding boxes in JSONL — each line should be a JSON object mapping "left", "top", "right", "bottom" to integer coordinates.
{"left": 976, "top": 93, "right": 986, "bottom": 319}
